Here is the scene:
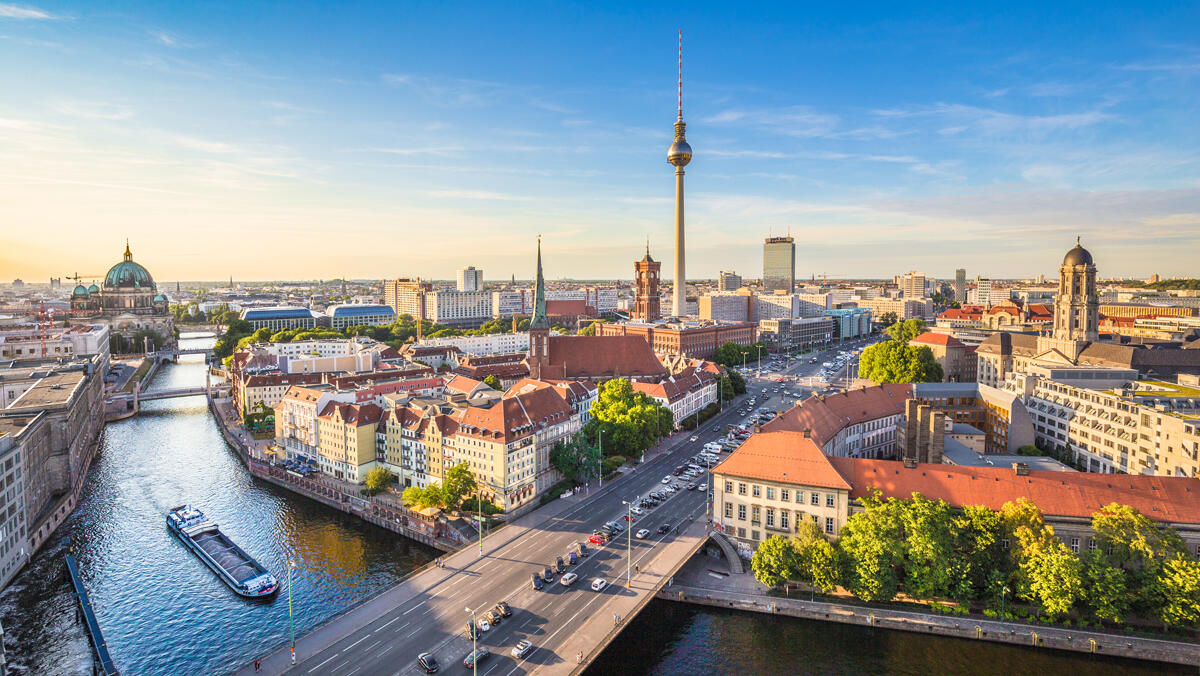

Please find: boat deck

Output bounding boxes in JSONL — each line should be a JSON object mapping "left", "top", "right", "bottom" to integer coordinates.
{"left": 193, "top": 528, "right": 262, "bottom": 583}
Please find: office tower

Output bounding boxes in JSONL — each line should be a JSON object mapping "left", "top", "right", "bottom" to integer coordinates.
{"left": 457, "top": 266, "right": 483, "bottom": 292}
{"left": 954, "top": 268, "right": 967, "bottom": 303}
{"left": 717, "top": 270, "right": 742, "bottom": 292}
{"left": 899, "top": 270, "right": 927, "bottom": 299}
{"left": 762, "top": 236, "right": 796, "bottom": 293}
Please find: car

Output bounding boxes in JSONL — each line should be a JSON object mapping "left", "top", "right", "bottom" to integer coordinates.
{"left": 555, "top": 556, "right": 566, "bottom": 573}
{"left": 567, "top": 551, "right": 578, "bottom": 565}
{"left": 630, "top": 506, "right": 644, "bottom": 515}
{"left": 606, "top": 520, "right": 624, "bottom": 532}
{"left": 689, "top": 435, "right": 698, "bottom": 442}
{"left": 661, "top": 476, "right": 672, "bottom": 484}
{"left": 657, "top": 523, "right": 671, "bottom": 534}
{"left": 698, "top": 483, "right": 708, "bottom": 491}
{"left": 543, "top": 566, "right": 555, "bottom": 583}
{"left": 495, "top": 601, "right": 512, "bottom": 617}
{"left": 588, "top": 534, "right": 606, "bottom": 545}
{"left": 711, "top": 425, "right": 720, "bottom": 432}
{"left": 463, "top": 647, "right": 490, "bottom": 669}
{"left": 577, "top": 543, "right": 591, "bottom": 557}
{"left": 477, "top": 617, "right": 491, "bottom": 632}
{"left": 664, "top": 484, "right": 677, "bottom": 493}
{"left": 531, "top": 572, "right": 544, "bottom": 589}
{"left": 598, "top": 525, "right": 616, "bottom": 535}
{"left": 560, "top": 572, "right": 579, "bottom": 586}
{"left": 511, "top": 640, "right": 533, "bottom": 660}
{"left": 418, "top": 652, "right": 440, "bottom": 673}
{"left": 484, "top": 610, "right": 501, "bottom": 626}
{"left": 590, "top": 578, "right": 608, "bottom": 592}
{"left": 686, "top": 483, "right": 698, "bottom": 491}
{"left": 635, "top": 528, "right": 650, "bottom": 539}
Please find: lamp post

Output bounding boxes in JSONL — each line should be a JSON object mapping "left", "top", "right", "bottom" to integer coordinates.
{"left": 466, "top": 606, "right": 477, "bottom": 676}
{"left": 1001, "top": 585, "right": 1010, "bottom": 619}
{"left": 622, "top": 500, "right": 632, "bottom": 587}
{"left": 477, "top": 488, "right": 484, "bottom": 556}
{"left": 597, "top": 428, "right": 604, "bottom": 489}
{"left": 287, "top": 558, "right": 296, "bottom": 664}
{"left": 755, "top": 345, "right": 764, "bottom": 379}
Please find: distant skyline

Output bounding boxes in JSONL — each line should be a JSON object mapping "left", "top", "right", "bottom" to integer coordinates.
{"left": 1, "top": 2, "right": 1198, "bottom": 282}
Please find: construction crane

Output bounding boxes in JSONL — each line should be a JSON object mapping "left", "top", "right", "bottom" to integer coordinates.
{"left": 66, "top": 272, "right": 105, "bottom": 285}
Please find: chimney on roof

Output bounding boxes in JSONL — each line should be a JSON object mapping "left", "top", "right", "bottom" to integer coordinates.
{"left": 1012, "top": 462, "right": 1030, "bottom": 476}
{"left": 802, "top": 428, "right": 811, "bottom": 438}
{"left": 753, "top": 423, "right": 761, "bottom": 433}
{"left": 902, "top": 457, "right": 918, "bottom": 469}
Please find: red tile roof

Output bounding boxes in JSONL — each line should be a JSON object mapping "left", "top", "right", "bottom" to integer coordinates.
{"left": 911, "top": 332, "right": 965, "bottom": 348}
{"left": 712, "top": 431, "right": 851, "bottom": 490}
{"left": 545, "top": 299, "right": 591, "bottom": 316}
{"left": 317, "top": 401, "right": 382, "bottom": 426}
{"left": 831, "top": 458, "right": 1200, "bottom": 525}
{"left": 765, "top": 383, "right": 912, "bottom": 446}
{"left": 458, "top": 386, "right": 574, "bottom": 442}
{"left": 536, "top": 336, "right": 667, "bottom": 381}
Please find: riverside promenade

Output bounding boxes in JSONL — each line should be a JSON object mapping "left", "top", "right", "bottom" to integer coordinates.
{"left": 660, "top": 552, "right": 1200, "bottom": 668}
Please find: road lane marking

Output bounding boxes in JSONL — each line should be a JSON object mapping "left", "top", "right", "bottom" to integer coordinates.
{"left": 375, "top": 616, "right": 402, "bottom": 633}
{"left": 343, "top": 635, "right": 369, "bottom": 652}
{"left": 307, "top": 654, "right": 337, "bottom": 673}
{"left": 403, "top": 602, "right": 425, "bottom": 615}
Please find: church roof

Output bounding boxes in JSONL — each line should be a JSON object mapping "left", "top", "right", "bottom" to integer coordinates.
{"left": 1063, "top": 238, "right": 1094, "bottom": 267}
{"left": 104, "top": 241, "right": 155, "bottom": 289}
{"left": 536, "top": 335, "right": 667, "bottom": 380}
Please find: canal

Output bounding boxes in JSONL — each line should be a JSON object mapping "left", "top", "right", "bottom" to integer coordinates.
{"left": 0, "top": 334, "right": 1188, "bottom": 675}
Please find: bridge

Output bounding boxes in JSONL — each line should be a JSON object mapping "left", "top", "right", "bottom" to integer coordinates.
{"left": 235, "top": 395, "right": 749, "bottom": 676}
{"left": 151, "top": 347, "right": 215, "bottom": 363}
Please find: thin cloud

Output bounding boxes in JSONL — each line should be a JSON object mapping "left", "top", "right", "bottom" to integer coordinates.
{"left": 54, "top": 101, "right": 135, "bottom": 120}
{"left": 425, "top": 189, "right": 531, "bottom": 201}
{"left": 703, "top": 106, "right": 839, "bottom": 139}
{"left": 150, "top": 30, "right": 182, "bottom": 46}
{"left": 175, "top": 136, "right": 240, "bottom": 154}
{"left": 872, "top": 103, "right": 1115, "bottom": 137}
{"left": 381, "top": 72, "right": 506, "bottom": 107}
{"left": 0, "top": 3, "right": 56, "bottom": 19}
{"left": 364, "top": 146, "right": 464, "bottom": 157}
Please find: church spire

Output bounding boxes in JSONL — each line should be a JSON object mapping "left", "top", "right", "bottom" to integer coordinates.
{"left": 123, "top": 238, "right": 132, "bottom": 262}
{"left": 530, "top": 235, "right": 549, "bottom": 330}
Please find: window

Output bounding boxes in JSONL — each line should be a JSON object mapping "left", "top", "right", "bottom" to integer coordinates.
{"left": 751, "top": 530, "right": 760, "bottom": 541}
{"left": 751, "top": 505, "right": 760, "bottom": 524}
{"left": 812, "top": 514, "right": 819, "bottom": 523}
{"left": 752, "top": 485, "right": 761, "bottom": 498}
{"left": 796, "top": 491, "right": 804, "bottom": 503}
{"left": 825, "top": 517, "right": 834, "bottom": 534}
{"left": 737, "top": 527, "right": 745, "bottom": 538}
{"left": 1089, "top": 538, "right": 1097, "bottom": 551}
{"left": 780, "top": 489, "right": 789, "bottom": 502}
{"left": 725, "top": 481, "right": 733, "bottom": 493}
{"left": 737, "top": 504, "right": 746, "bottom": 521}
{"left": 780, "top": 511, "right": 789, "bottom": 530}
{"left": 724, "top": 503, "right": 733, "bottom": 519}
{"left": 765, "top": 509, "right": 775, "bottom": 528}
{"left": 738, "top": 483, "right": 747, "bottom": 495}
{"left": 1070, "top": 537, "right": 1080, "bottom": 554}
{"left": 811, "top": 492, "right": 819, "bottom": 505}
{"left": 826, "top": 494, "right": 835, "bottom": 507}
{"left": 766, "top": 487, "right": 775, "bottom": 500}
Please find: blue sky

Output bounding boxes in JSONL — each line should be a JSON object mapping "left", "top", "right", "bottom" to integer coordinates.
{"left": 1, "top": 2, "right": 1197, "bottom": 283}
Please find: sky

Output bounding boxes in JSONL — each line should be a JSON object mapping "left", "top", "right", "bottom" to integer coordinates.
{"left": 1, "top": 2, "right": 1198, "bottom": 284}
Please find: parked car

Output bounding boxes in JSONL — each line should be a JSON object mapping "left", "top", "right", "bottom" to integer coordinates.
{"left": 560, "top": 572, "right": 579, "bottom": 586}
{"left": 511, "top": 640, "right": 533, "bottom": 659}
{"left": 418, "top": 652, "right": 440, "bottom": 673}
{"left": 590, "top": 578, "right": 608, "bottom": 592}
{"left": 484, "top": 610, "right": 501, "bottom": 626}
{"left": 686, "top": 483, "right": 698, "bottom": 491}
{"left": 630, "top": 506, "right": 644, "bottom": 515}
{"left": 495, "top": 601, "right": 512, "bottom": 617}
{"left": 567, "top": 551, "right": 578, "bottom": 565}
{"left": 661, "top": 476, "right": 672, "bottom": 484}
{"left": 635, "top": 528, "right": 651, "bottom": 539}
{"left": 698, "top": 483, "right": 708, "bottom": 491}
{"left": 531, "top": 572, "right": 544, "bottom": 590}
{"left": 576, "top": 543, "right": 590, "bottom": 557}
{"left": 588, "top": 534, "right": 606, "bottom": 545}
{"left": 555, "top": 556, "right": 566, "bottom": 573}
{"left": 463, "top": 647, "right": 490, "bottom": 669}
{"left": 477, "top": 617, "right": 491, "bottom": 632}
{"left": 543, "top": 566, "right": 555, "bottom": 583}
{"left": 606, "top": 520, "right": 624, "bottom": 533}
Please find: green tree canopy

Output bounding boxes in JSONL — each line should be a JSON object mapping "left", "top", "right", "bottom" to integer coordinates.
{"left": 401, "top": 484, "right": 446, "bottom": 511}
{"left": 751, "top": 535, "right": 799, "bottom": 588}
{"left": 441, "top": 462, "right": 479, "bottom": 511}
{"left": 793, "top": 519, "right": 840, "bottom": 595}
{"left": 585, "top": 379, "right": 673, "bottom": 458}
{"left": 364, "top": 467, "right": 394, "bottom": 495}
{"left": 886, "top": 319, "right": 928, "bottom": 343}
{"left": 857, "top": 340, "right": 943, "bottom": 384}
{"left": 726, "top": 369, "right": 747, "bottom": 394}
{"left": 482, "top": 375, "right": 502, "bottom": 391}
{"left": 1159, "top": 555, "right": 1200, "bottom": 627}
{"left": 549, "top": 437, "right": 601, "bottom": 483}
{"left": 711, "top": 341, "right": 745, "bottom": 366}
{"left": 837, "top": 491, "right": 906, "bottom": 602}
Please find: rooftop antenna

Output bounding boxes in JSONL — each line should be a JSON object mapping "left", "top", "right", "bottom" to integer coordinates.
{"left": 677, "top": 29, "right": 683, "bottom": 122}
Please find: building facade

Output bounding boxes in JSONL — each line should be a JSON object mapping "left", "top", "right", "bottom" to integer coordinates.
{"left": 327, "top": 304, "right": 396, "bottom": 330}
{"left": 240, "top": 307, "right": 320, "bottom": 331}
{"left": 758, "top": 317, "right": 834, "bottom": 352}
{"left": 457, "top": 266, "right": 483, "bottom": 292}
{"left": 632, "top": 248, "right": 662, "bottom": 322}
{"left": 762, "top": 236, "right": 796, "bottom": 294}
{"left": 717, "top": 271, "right": 742, "bottom": 292}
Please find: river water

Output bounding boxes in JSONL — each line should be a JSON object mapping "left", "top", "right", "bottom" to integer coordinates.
{"left": 0, "top": 334, "right": 1187, "bottom": 675}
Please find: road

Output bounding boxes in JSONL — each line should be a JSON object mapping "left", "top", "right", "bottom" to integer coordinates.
{"left": 244, "top": 337, "right": 883, "bottom": 676}
{"left": 244, "top": 393, "right": 746, "bottom": 676}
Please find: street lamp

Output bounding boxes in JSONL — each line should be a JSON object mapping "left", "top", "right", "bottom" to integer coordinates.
{"left": 597, "top": 428, "right": 604, "bottom": 489}
{"left": 287, "top": 558, "right": 297, "bottom": 664}
{"left": 477, "top": 487, "right": 484, "bottom": 556}
{"left": 755, "top": 345, "right": 764, "bottom": 379}
{"left": 1001, "top": 585, "right": 1010, "bottom": 619}
{"left": 622, "top": 500, "right": 632, "bottom": 587}
{"left": 466, "top": 606, "right": 477, "bottom": 676}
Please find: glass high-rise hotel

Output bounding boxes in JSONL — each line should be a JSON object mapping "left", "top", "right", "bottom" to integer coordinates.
{"left": 762, "top": 236, "right": 796, "bottom": 293}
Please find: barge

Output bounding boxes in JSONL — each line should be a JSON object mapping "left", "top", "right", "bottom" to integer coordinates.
{"left": 167, "top": 505, "right": 279, "bottom": 598}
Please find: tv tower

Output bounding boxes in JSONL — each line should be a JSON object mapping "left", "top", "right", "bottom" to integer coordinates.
{"left": 667, "top": 30, "right": 693, "bottom": 318}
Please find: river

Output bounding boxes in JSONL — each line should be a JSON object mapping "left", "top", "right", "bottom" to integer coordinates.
{"left": 0, "top": 334, "right": 1187, "bottom": 675}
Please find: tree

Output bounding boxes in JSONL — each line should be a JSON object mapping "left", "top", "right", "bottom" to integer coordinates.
{"left": 402, "top": 484, "right": 446, "bottom": 511}
{"left": 751, "top": 535, "right": 799, "bottom": 588}
{"left": 793, "top": 519, "right": 839, "bottom": 595}
{"left": 1091, "top": 503, "right": 1186, "bottom": 615}
{"left": 877, "top": 311, "right": 898, "bottom": 328}
{"left": 1083, "top": 549, "right": 1129, "bottom": 624}
{"left": 483, "top": 375, "right": 502, "bottom": 391}
{"left": 441, "top": 462, "right": 479, "bottom": 511}
{"left": 898, "top": 494, "right": 957, "bottom": 600}
{"left": 586, "top": 379, "right": 673, "bottom": 458}
{"left": 886, "top": 319, "right": 927, "bottom": 343}
{"left": 947, "top": 505, "right": 1006, "bottom": 604}
{"left": 1158, "top": 555, "right": 1200, "bottom": 627}
{"left": 1014, "top": 522, "right": 1083, "bottom": 618}
{"left": 549, "top": 437, "right": 600, "bottom": 482}
{"left": 857, "top": 340, "right": 943, "bottom": 384}
{"left": 364, "top": 467, "right": 394, "bottom": 495}
{"left": 717, "top": 375, "right": 736, "bottom": 403}
{"left": 1016, "top": 444, "right": 1042, "bottom": 457}
{"left": 837, "top": 492, "right": 906, "bottom": 602}
{"left": 711, "top": 341, "right": 745, "bottom": 367}
{"left": 578, "top": 320, "right": 607, "bottom": 336}
{"left": 726, "top": 369, "right": 747, "bottom": 395}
